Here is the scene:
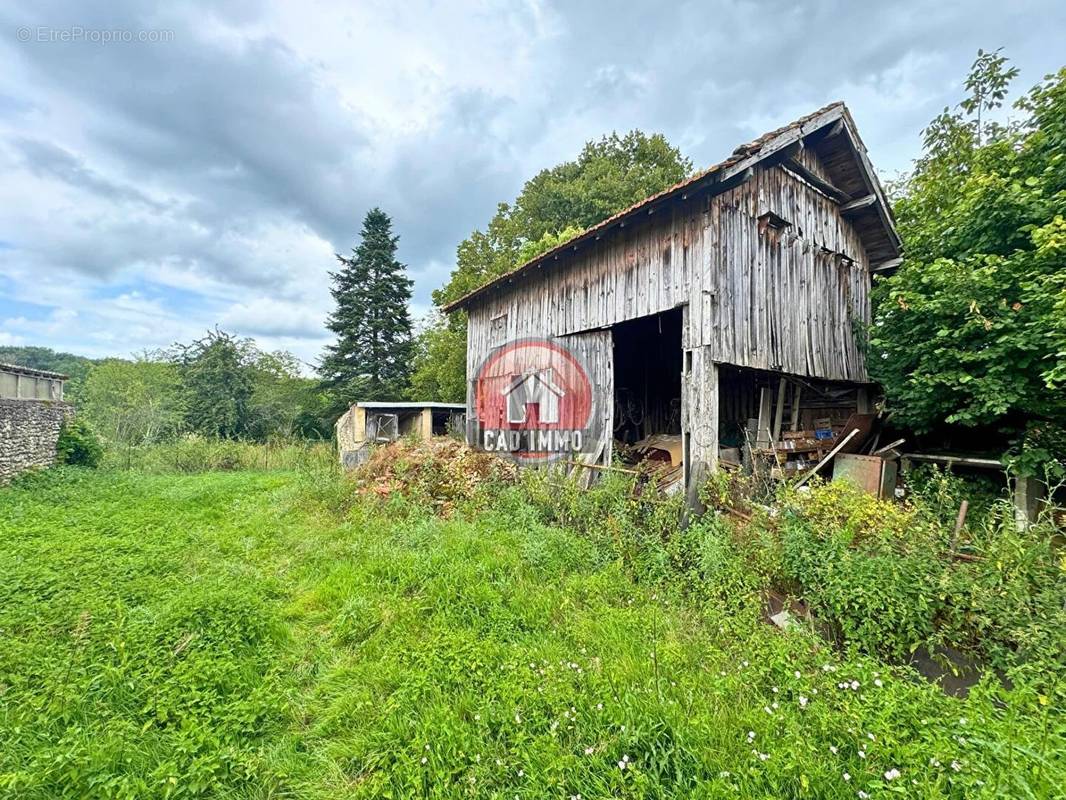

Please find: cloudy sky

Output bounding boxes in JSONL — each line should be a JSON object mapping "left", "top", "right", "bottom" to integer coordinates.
{"left": 1, "top": 1, "right": 1063, "bottom": 368}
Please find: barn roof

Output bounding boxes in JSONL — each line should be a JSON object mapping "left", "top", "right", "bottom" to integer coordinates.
{"left": 444, "top": 102, "right": 901, "bottom": 313}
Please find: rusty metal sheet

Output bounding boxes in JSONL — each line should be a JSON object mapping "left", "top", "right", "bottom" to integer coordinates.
{"left": 833, "top": 453, "right": 883, "bottom": 496}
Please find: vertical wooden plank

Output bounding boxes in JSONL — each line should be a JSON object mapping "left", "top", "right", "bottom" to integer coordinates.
{"left": 772, "top": 377, "right": 786, "bottom": 442}
{"left": 755, "top": 386, "right": 771, "bottom": 448}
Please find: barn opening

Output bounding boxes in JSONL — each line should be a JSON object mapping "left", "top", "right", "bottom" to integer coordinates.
{"left": 611, "top": 307, "right": 683, "bottom": 446}
{"left": 716, "top": 365, "right": 871, "bottom": 476}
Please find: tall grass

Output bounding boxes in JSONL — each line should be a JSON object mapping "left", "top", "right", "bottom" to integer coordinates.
{"left": 101, "top": 434, "right": 336, "bottom": 474}
{"left": 0, "top": 463, "right": 1061, "bottom": 798}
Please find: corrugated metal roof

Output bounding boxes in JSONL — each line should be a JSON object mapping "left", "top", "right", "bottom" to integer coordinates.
{"left": 353, "top": 401, "right": 465, "bottom": 410}
{"left": 443, "top": 101, "right": 899, "bottom": 313}
{"left": 0, "top": 362, "right": 69, "bottom": 380}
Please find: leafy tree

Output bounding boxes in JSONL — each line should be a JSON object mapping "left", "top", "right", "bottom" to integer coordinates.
{"left": 871, "top": 55, "right": 1066, "bottom": 463}
{"left": 412, "top": 131, "right": 692, "bottom": 397}
{"left": 172, "top": 329, "right": 256, "bottom": 439}
{"left": 81, "top": 357, "right": 185, "bottom": 458}
{"left": 407, "top": 313, "right": 467, "bottom": 403}
{"left": 321, "top": 208, "right": 414, "bottom": 412}
{"left": 247, "top": 350, "right": 331, "bottom": 440}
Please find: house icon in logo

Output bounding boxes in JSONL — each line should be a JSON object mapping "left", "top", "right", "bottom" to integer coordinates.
{"left": 502, "top": 368, "right": 565, "bottom": 425}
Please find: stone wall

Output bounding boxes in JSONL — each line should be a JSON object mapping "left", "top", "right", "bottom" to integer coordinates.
{"left": 0, "top": 399, "right": 73, "bottom": 483}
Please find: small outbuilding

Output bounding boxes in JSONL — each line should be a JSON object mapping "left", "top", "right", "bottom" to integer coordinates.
{"left": 335, "top": 401, "right": 465, "bottom": 467}
{"left": 444, "top": 102, "right": 901, "bottom": 498}
{"left": 0, "top": 363, "right": 71, "bottom": 483}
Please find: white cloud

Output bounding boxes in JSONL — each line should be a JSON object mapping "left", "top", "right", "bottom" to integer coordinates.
{"left": 0, "top": 0, "right": 1063, "bottom": 369}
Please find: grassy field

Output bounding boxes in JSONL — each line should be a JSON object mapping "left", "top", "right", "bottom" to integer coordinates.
{"left": 0, "top": 467, "right": 1061, "bottom": 799}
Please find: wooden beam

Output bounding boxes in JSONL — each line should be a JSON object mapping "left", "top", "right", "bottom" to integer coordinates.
{"left": 772, "top": 378, "right": 787, "bottom": 442}
{"left": 840, "top": 194, "right": 876, "bottom": 215}
{"left": 824, "top": 119, "right": 845, "bottom": 138}
{"left": 782, "top": 157, "right": 850, "bottom": 203}
{"left": 795, "top": 428, "right": 860, "bottom": 488}
{"left": 872, "top": 257, "right": 903, "bottom": 273}
{"left": 755, "top": 387, "right": 772, "bottom": 448}
{"left": 789, "top": 384, "right": 802, "bottom": 431}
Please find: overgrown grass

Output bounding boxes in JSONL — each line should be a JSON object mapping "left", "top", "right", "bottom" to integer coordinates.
{"left": 0, "top": 466, "right": 1062, "bottom": 798}
{"left": 100, "top": 435, "right": 335, "bottom": 473}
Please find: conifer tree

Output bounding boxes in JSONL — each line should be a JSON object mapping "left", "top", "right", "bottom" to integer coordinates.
{"left": 321, "top": 208, "right": 414, "bottom": 411}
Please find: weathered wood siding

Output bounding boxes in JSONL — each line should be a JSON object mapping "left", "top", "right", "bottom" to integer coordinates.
{"left": 466, "top": 155, "right": 870, "bottom": 389}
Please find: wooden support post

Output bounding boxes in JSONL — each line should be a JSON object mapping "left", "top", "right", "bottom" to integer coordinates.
{"left": 755, "top": 387, "right": 772, "bottom": 448}
{"left": 772, "top": 378, "right": 786, "bottom": 443}
{"left": 951, "top": 500, "right": 969, "bottom": 550}
{"left": 790, "top": 384, "right": 802, "bottom": 431}
{"left": 683, "top": 351, "right": 718, "bottom": 512}
{"left": 1013, "top": 476, "right": 1043, "bottom": 531}
{"left": 856, "top": 387, "right": 871, "bottom": 414}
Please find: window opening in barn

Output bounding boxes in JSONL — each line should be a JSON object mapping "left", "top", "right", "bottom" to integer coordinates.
{"left": 757, "top": 211, "right": 791, "bottom": 243}
{"left": 490, "top": 312, "right": 508, "bottom": 344}
{"left": 611, "top": 307, "right": 683, "bottom": 458}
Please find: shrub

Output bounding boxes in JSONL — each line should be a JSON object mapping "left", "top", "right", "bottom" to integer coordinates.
{"left": 55, "top": 416, "right": 103, "bottom": 468}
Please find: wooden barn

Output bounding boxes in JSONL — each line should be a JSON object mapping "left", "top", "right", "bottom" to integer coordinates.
{"left": 444, "top": 102, "right": 901, "bottom": 496}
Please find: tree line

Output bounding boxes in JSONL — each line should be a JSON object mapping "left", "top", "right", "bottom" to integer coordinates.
{"left": 6, "top": 50, "right": 1062, "bottom": 472}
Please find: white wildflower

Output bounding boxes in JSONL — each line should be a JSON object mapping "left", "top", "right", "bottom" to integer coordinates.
{"left": 951, "top": 760, "right": 962, "bottom": 772}
{"left": 874, "top": 678, "right": 883, "bottom": 687}
{"left": 859, "top": 792, "right": 870, "bottom": 799}
{"left": 584, "top": 746, "right": 595, "bottom": 755}
{"left": 850, "top": 680, "right": 860, "bottom": 690}
{"left": 858, "top": 750, "right": 867, "bottom": 759}
{"left": 772, "top": 686, "right": 779, "bottom": 693}
{"left": 420, "top": 756, "right": 428, "bottom": 765}
{"left": 843, "top": 772, "right": 851, "bottom": 781}
{"left": 617, "top": 760, "right": 627, "bottom": 771}
{"left": 829, "top": 745, "right": 838, "bottom": 755}
{"left": 884, "top": 768, "right": 901, "bottom": 781}
{"left": 747, "top": 731, "right": 756, "bottom": 741}
{"left": 867, "top": 733, "right": 875, "bottom": 741}
{"left": 799, "top": 696, "right": 809, "bottom": 708}
{"left": 794, "top": 670, "right": 802, "bottom": 678}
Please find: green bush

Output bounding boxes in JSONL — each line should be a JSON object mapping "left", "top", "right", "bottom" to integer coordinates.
{"left": 55, "top": 416, "right": 103, "bottom": 468}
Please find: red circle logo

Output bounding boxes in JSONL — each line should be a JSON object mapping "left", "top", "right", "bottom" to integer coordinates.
{"left": 472, "top": 337, "right": 598, "bottom": 461}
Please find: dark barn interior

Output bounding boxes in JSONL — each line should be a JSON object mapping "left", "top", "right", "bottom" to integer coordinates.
{"left": 611, "top": 308, "right": 683, "bottom": 444}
